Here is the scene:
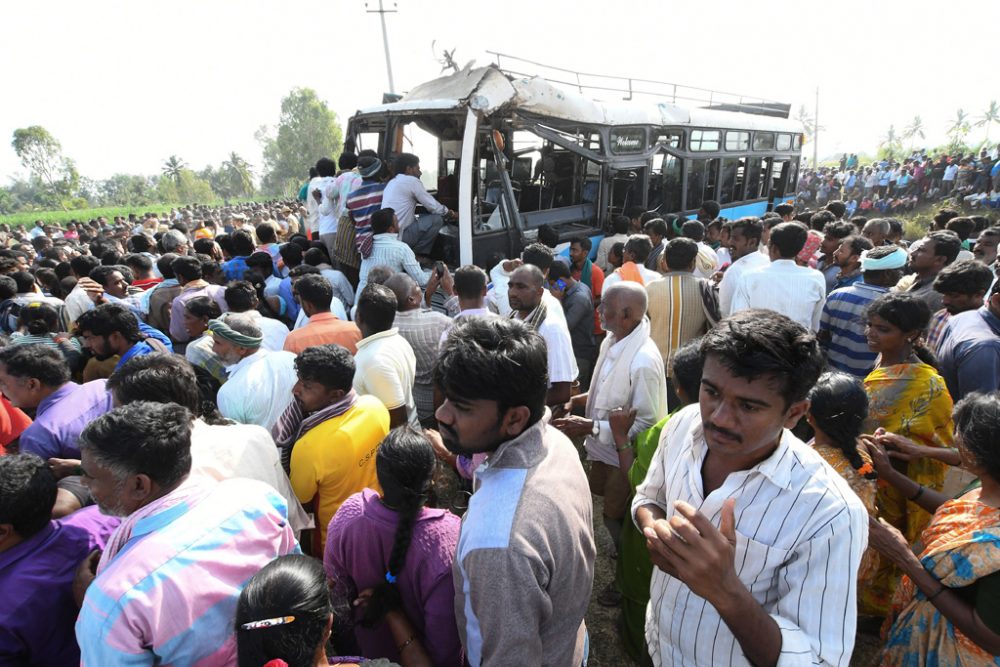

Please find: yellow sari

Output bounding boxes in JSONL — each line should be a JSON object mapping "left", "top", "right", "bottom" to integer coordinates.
{"left": 862, "top": 361, "right": 955, "bottom": 616}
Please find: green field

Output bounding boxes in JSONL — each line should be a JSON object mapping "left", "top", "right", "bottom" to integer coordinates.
{"left": 0, "top": 204, "right": 187, "bottom": 227}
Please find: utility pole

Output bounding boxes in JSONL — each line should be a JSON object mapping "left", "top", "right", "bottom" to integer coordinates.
{"left": 366, "top": 0, "right": 397, "bottom": 94}
{"left": 813, "top": 86, "right": 819, "bottom": 169}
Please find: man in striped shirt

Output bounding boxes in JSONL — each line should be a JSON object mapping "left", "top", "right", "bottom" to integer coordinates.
{"left": 633, "top": 310, "right": 868, "bottom": 667}
{"left": 75, "top": 401, "right": 298, "bottom": 666}
{"left": 345, "top": 156, "right": 387, "bottom": 260}
{"left": 818, "top": 245, "right": 906, "bottom": 377}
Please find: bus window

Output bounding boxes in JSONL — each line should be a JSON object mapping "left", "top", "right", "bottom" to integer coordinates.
{"left": 771, "top": 159, "right": 790, "bottom": 198}
{"left": 648, "top": 150, "right": 682, "bottom": 213}
{"left": 355, "top": 132, "right": 382, "bottom": 154}
{"left": 758, "top": 157, "right": 773, "bottom": 199}
{"left": 686, "top": 158, "right": 719, "bottom": 210}
{"left": 652, "top": 130, "right": 683, "bottom": 150}
{"left": 400, "top": 122, "right": 441, "bottom": 189}
{"left": 725, "top": 131, "right": 749, "bottom": 152}
{"left": 746, "top": 157, "right": 762, "bottom": 199}
{"left": 793, "top": 134, "right": 802, "bottom": 150}
{"left": 787, "top": 160, "right": 799, "bottom": 193}
{"left": 719, "top": 157, "right": 746, "bottom": 204}
{"left": 690, "top": 130, "right": 721, "bottom": 151}
{"left": 753, "top": 132, "right": 775, "bottom": 151}
{"left": 776, "top": 134, "right": 792, "bottom": 151}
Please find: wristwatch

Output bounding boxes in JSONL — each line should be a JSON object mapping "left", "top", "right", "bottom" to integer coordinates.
{"left": 590, "top": 420, "right": 600, "bottom": 437}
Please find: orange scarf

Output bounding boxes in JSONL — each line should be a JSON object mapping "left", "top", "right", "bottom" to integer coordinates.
{"left": 617, "top": 261, "right": 644, "bottom": 285}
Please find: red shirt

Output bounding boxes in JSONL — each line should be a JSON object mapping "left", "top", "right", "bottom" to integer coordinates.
{"left": 0, "top": 396, "right": 31, "bottom": 454}
{"left": 132, "top": 277, "right": 164, "bottom": 292}
{"left": 571, "top": 262, "right": 605, "bottom": 335}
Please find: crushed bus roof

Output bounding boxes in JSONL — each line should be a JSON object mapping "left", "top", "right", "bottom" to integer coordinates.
{"left": 353, "top": 65, "right": 803, "bottom": 134}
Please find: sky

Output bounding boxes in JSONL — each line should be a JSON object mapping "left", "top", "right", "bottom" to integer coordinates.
{"left": 3, "top": 0, "right": 999, "bottom": 184}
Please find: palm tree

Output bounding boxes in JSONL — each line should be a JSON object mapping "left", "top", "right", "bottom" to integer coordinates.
{"left": 902, "top": 115, "right": 926, "bottom": 150}
{"left": 162, "top": 155, "right": 187, "bottom": 185}
{"left": 879, "top": 125, "right": 902, "bottom": 160}
{"left": 221, "top": 152, "right": 255, "bottom": 198}
{"left": 975, "top": 100, "right": 1000, "bottom": 143}
{"left": 947, "top": 109, "right": 971, "bottom": 147}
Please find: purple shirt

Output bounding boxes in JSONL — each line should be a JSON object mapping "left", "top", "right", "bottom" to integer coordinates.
{"left": 0, "top": 507, "right": 119, "bottom": 666}
{"left": 19, "top": 380, "right": 115, "bottom": 459}
{"left": 324, "top": 488, "right": 463, "bottom": 667}
{"left": 169, "top": 282, "right": 227, "bottom": 342}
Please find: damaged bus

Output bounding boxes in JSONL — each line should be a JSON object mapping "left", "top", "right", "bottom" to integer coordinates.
{"left": 346, "top": 60, "right": 803, "bottom": 268}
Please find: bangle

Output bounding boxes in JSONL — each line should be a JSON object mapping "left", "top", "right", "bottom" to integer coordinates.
{"left": 908, "top": 484, "right": 925, "bottom": 502}
{"left": 616, "top": 442, "right": 633, "bottom": 452}
{"left": 397, "top": 635, "right": 416, "bottom": 653}
{"left": 926, "top": 585, "right": 947, "bottom": 602}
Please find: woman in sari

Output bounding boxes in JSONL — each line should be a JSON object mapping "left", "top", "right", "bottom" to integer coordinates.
{"left": 867, "top": 391, "right": 1000, "bottom": 666}
{"left": 805, "top": 372, "right": 879, "bottom": 584}
{"left": 610, "top": 340, "right": 703, "bottom": 661}
{"left": 862, "top": 291, "right": 955, "bottom": 615}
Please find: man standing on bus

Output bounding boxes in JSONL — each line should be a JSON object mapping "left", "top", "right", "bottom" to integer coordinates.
{"left": 381, "top": 153, "right": 456, "bottom": 257}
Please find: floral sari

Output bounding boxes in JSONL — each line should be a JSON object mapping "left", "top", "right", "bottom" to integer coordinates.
{"left": 862, "top": 362, "right": 954, "bottom": 615}
{"left": 881, "top": 490, "right": 1000, "bottom": 666}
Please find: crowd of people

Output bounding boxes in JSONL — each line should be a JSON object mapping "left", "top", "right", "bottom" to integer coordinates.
{"left": 796, "top": 145, "right": 1000, "bottom": 217}
{"left": 2, "top": 147, "right": 1000, "bottom": 667}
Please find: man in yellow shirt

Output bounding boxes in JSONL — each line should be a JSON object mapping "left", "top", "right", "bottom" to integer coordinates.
{"left": 274, "top": 343, "right": 390, "bottom": 553}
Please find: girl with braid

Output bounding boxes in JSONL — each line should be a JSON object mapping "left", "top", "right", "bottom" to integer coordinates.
{"left": 323, "top": 427, "right": 463, "bottom": 667}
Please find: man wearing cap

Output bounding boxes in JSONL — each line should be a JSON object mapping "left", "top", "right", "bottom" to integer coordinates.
{"left": 381, "top": 153, "right": 456, "bottom": 256}
{"left": 818, "top": 245, "right": 907, "bottom": 377}
{"left": 212, "top": 313, "right": 297, "bottom": 430}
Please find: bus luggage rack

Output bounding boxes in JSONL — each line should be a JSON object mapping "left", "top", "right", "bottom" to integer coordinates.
{"left": 487, "top": 51, "right": 791, "bottom": 119}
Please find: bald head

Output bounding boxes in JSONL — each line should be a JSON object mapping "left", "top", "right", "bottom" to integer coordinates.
{"left": 511, "top": 264, "right": 544, "bottom": 288}
{"left": 601, "top": 282, "right": 647, "bottom": 339}
{"left": 384, "top": 272, "right": 420, "bottom": 312}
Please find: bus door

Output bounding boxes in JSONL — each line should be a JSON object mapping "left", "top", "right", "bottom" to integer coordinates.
{"left": 647, "top": 149, "right": 683, "bottom": 214}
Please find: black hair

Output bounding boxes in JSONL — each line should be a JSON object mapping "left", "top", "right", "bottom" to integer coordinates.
{"left": 700, "top": 200, "right": 721, "bottom": 219}
{"left": 701, "top": 310, "right": 824, "bottom": 406}
{"left": 0, "top": 275, "right": 16, "bottom": 300}
{"left": 866, "top": 292, "right": 935, "bottom": 365}
{"left": 231, "top": 229, "right": 257, "bottom": 257}
{"left": 370, "top": 208, "right": 395, "bottom": 235}
{"left": 315, "top": 157, "right": 337, "bottom": 178}
{"left": 75, "top": 302, "right": 143, "bottom": 343}
{"left": 945, "top": 216, "right": 975, "bottom": 242}
{"left": 18, "top": 302, "right": 59, "bottom": 336}
{"left": 624, "top": 234, "right": 653, "bottom": 263}
{"left": 609, "top": 242, "right": 625, "bottom": 262}
{"left": 823, "top": 220, "right": 855, "bottom": 240}
{"left": 521, "top": 242, "right": 554, "bottom": 272}
{"left": 643, "top": 218, "right": 669, "bottom": 239}
{"left": 548, "top": 261, "right": 570, "bottom": 281}
{"left": 107, "top": 353, "right": 201, "bottom": 415}
{"left": 184, "top": 294, "right": 223, "bottom": 320}
{"left": 79, "top": 401, "right": 193, "bottom": 488}
{"left": 224, "top": 280, "right": 258, "bottom": 313}
{"left": 255, "top": 223, "right": 277, "bottom": 245}
{"left": 171, "top": 255, "right": 203, "bottom": 282}
{"left": 453, "top": 264, "right": 487, "bottom": 300}
{"left": 294, "top": 344, "right": 355, "bottom": 392}
{"left": 671, "top": 339, "right": 704, "bottom": 403}
{"left": 308, "top": 165, "right": 320, "bottom": 179}
{"left": 680, "top": 220, "right": 705, "bottom": 243}
{"left": 124, "top": 253, "right": 153, "bottom": 274}
{"left": 338, "top": 152, "right": 358, "bottom": 171}
{"left": 730, "top": 216, "right": 763, "bottom": 242}
{"left": 236, "top": 555, "right": 332, "bottom": 667}
{"left": 435, "top": 316, "right": 548, "bottom": 426}
{"left": 279, "top": 243, "right": 303, "bottom": 269}
{"left": 246, "top": 251, "right": 275, "bottom": 274}
{"left": 129, "top": 234, "right": 153, "bottom": 253}
{"left": 357, "top": 283, "right": 397, "bottom": 333}
{"left": 933, "top": 259, "right": 994, "bottom": 296}
{"left": 953, "top": 392, "right": 1000, "bottom": 481}
{"left": 294, "top": 274, "right": 333, "bottom": 310}
{"left": 156, "top": 253, "right": 178, "bottom": 280}
{"left": 536, "top": 224, "right": 559, "bottom": 248}
{"left": 843, "top": 235, "right": 874, "bottom": 259}
{"left": 393, "top": 152, "right": 421, "bottom": 175}
{"left": 664, "top": 237, "right": 698, "bottom": 271}
{"left": 807, "top": 373, "right": 875, "bottom": 479}
{"left": 824, "top": 200, "right": 847, "bottom": 219}
{"left": 569, "top": 236, "right": 592, "bottom": 252}
{"left": 773, "top": 203, "right": 795, "bottom": 218}
{"left": 933, "top": 207, "right": 960, "bottom": 229}
{"left": 215, "top": 233, "right": 234, "bottom": 257}
{"left": 611, "top": 214, "right": 630, "bottom": 235}
{"left": 0, "top": 454, "right": 56, "bottom": 538}
{"left": 11, "top": 271, "right": 35, "bottom": 294}
{"left": 926, "top": 230, "right": 962, "bottom": 266}
{"left": 88, "top": 265, "right": 123, "bottom": 289}
{"left": 0, "top": 343, "right": 71, "bottom": 386}
{"left": 769, "top": 222, "right": 808, "bottom": 258}
{"left": 361, "top": 427, "right": 437, "bottom": 627}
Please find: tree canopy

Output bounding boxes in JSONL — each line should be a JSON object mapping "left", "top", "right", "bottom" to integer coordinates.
{"left": 258, "top": 88, "right": 343, "bottom": 196}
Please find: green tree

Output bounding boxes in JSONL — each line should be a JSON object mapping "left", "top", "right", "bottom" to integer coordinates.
{"left": 878, "top": 125, "right": 903, "bottom": 161}
{"left": 162, "top": 155, "right": 188, "bottom": 185}
{"left": 902, "top": 116, "right": 925, "bottom": 150}
{"left": 99, "top": 174, "right": 157, "bottom": 207}
{"left": 221, "top": 152, "right": 256, "bottom": 198}
{"left": 975, "top": 100, "right": 1000, "bottom": 143}
{"left": 258, "top": 88, "right": 343, "bottom": 196}
{"left": 155, "top": 169, "right": 215, "bottom": 205}
{"left": 947, "top": 109, "right": 971, "bottom": 150}
{"left": 11, "top": 126, "right": 80, "bottom": 210}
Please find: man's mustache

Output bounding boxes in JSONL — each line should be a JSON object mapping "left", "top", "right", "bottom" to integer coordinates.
{"left": 704, "top": 421, "right": 742, "bottom": 443}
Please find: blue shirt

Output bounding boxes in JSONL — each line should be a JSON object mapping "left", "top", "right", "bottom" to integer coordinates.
{"left": 936, "top": 306, "right": 1000, "bottom": 401}
{"left": 115, "top": 323, "right": 174, "bottom": 370}
{"left": 819, "top": 281, "right": 890, "bottom": 377}
{"left": 221, "top": 256, "right": 250, "bottom": 282}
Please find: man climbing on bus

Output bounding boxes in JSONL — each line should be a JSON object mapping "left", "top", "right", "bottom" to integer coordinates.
{"left": 381, "top": 153, "right": 457, "bottom": 257}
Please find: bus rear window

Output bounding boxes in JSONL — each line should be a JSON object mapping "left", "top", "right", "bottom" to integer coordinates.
{"left": 725, "top": 131, "right": 749, "bottom": 151}
{"left": 690, "top": 130, "right": 720, "bottom": 152}
{"left": 776, "top": 134, "right": 792, "bottom": 151}
{"left": 753, "top": 132, "right": 775, "bottom": 151}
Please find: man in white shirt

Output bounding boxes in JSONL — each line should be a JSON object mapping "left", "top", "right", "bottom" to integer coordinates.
{"left": 552, "top": 282, "right": 667, "bottom": 566}
{"left": 602, "top": 235, "right": 661, "bottom": 295}
{"left": 210, "top": 313, "right": 297, "bottom": 430}
{"left": 222, "top": 281, "right": 289, "bottom": 351}
{"left": 353, "top": 283, "right": 419, "bottom": 430}
{"left": 731, "top": 222, "right": 827, "bottom": 331}
{"left": 633, "top": 309, "right": 867, "bottom": 667}
{"left": 380, "top": 153, "right": 456, "bottom": 256}
{"left": 508, "top": 264, "right": 577, "bottom": 407}
{"left": 595, "top": 215, "right": 631, "bottom": 273}
{"left": 717, "top": 217, "right": 770, "bottom": 317}
{"left": 311, "top": 158, "right": 338, "bottom": 250}
{"left": 487, "top": 244, "right": 567, "bottom": 323}
{"left": 440, "top": 264, "right": 499, "bottom": 346}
